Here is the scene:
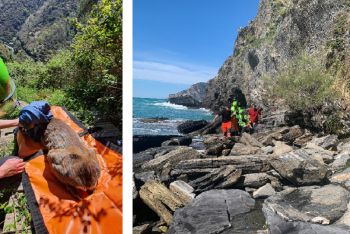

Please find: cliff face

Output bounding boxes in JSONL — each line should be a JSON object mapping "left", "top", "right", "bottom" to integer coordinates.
{"left": 204, "top": 0, "right": 350, "bottom": 112}
{"left": 168, "top": 82, "right": 208, "bottom": 108}
{"left": 0, "top": 0, "right": 78, "bottom": 60}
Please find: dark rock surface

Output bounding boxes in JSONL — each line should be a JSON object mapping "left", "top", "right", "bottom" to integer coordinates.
{"left": 168, "top": 189, "right": 257, "bottom": 234}
{"left": 269, "top": 149, "right": 330, "bottom": 185}
{"left": 263, "top": 185, "right": 350, "bottom": 233}
{"left": 161, "top": 136, "right": 192, "bottom": 147}
{"left": 177, "top": 120, "right": 208, "bottom": 134}
{"left": 168, "top": 82, "right": 208, "bottom": 108}
{"left": 188, "top": 165, "right": 242, "bottom": 193}
{"left": 133, "top": 135, "right": 180, "bottom": 153}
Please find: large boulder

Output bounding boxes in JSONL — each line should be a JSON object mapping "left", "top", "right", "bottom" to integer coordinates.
{"left": 168, "top": 189, "right": 258, "bottom": 234}
{"left": 269, "top": 149, "right": 330, "bottom": 185}
{"left": 177, "top": 120, "right": 208, "bottom": 134}
{"left": 263, "top": 185, "right": 350, "bottom": 233}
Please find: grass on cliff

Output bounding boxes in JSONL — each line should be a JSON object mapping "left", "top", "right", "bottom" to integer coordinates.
{"left": 263, "top": 54, "right": 343, "bottom": 133}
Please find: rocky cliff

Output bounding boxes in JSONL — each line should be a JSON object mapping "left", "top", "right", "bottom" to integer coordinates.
{"left": 168, "top": 82, "right": 207, "bottom": 108}
{"left": 0, "top": 0, "right": 79, "bottom": 60}
{"left": 203, "top": 0, "right": 350, "bottom": 112}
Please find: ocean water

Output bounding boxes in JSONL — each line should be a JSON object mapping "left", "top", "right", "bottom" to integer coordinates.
{"left": 133, "top": 97, "right": 214, "bottom": 135}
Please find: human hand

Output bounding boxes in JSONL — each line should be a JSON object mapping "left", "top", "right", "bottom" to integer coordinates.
{"left": 0, "top": 158, "right": 25, "bottom": 178}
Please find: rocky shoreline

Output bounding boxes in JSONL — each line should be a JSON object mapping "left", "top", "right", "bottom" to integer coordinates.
{"left": 133, "top": 119, "right": 350, "bottom": 233}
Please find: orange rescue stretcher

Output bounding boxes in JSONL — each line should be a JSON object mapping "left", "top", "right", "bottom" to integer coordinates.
{"left": 18, "top": 106, "right": 122, "bottom": 234}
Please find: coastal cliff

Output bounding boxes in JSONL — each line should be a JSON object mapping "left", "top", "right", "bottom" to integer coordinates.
{"left": 168, "top": 82, "right": 207, "bottom": 108}
{"left": 205, "top": 0, "right": 350, "bottom": 111}
{"left": 170, "top": 0, "right": 349, "bottom": 113}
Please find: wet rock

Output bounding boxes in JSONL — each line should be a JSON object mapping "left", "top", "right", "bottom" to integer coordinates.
{"left": 269, "top": 149, "right": 329, "bottom": 185}
{"left": 263, "top": 185, "right": 350, "bottom": 233}
{"left": 177, "top": 120, "right": 208, "bottom": 134}
{"left": 188, "top": 165, "right": 242, "bottom": 192}
{"left": 169, "top": 180, "right": 195, "bottom": 204}
{"left": 141, "top": 147, "right": 201, "bottom": 171}
{"left": 273, "top": 141, "right": 293, "bottom": 155}
{"left": 161, "top": 136, "right": 192, "bottom": 147}
{"left": 173, "top": 155, "right": 270, "bottom": 174}
{"left": 139, "top": 181, "right": 184, "bottom": 225}
{"left": 243, "top": 173, "right": 270, "bottom": 188}
{"left": 253, "top": 183, "right": 276, "bottom": 199}
{"left": 311, "top": 135, "right": 339, "bottom": 151}
{"left": 168, "top": 189, "right": 255, "bottom": 234}
{"left": 133, "top": 135, "right": 179, "bottom": 153}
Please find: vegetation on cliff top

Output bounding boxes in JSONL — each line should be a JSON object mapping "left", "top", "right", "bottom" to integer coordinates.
{"left": 3, "top": 0, "right": 122, "bottom": 131}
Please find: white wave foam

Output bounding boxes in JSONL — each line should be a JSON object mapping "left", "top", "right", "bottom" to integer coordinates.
{"left": 153, "top": 102, "right": 188, "bottom": 110}
{"left": 199, "top": 108, "right": 212, "bottom": 113}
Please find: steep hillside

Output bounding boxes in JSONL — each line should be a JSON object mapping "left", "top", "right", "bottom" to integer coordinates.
{"left": 204, "top": 0, "right": 350, "bottom": 111}
{"left": 0, "top": 0, "right": 79, "bottom": 60}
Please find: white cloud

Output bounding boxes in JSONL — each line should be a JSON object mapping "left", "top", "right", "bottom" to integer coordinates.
{"left": 133, "top": 60, "right": 217, "bottom": 85}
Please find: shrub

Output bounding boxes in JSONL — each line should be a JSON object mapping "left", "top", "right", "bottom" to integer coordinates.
{"left": 266, "top": 55, "right": 338, "bottom": 112}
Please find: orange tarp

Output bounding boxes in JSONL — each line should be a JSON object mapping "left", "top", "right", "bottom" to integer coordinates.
{"left": 18, "top": 106, "right": 122, "bottom": 234}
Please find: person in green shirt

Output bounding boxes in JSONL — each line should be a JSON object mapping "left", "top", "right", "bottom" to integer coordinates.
{"left": 0, "top": 57, "right": 25, "bottom": 188}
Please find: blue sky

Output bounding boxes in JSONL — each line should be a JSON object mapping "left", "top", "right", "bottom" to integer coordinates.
{"left": 133, "top": 0, "right": 260, "bottom": 98}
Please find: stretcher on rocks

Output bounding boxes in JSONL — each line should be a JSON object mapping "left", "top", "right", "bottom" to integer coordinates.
{"left": 17, "top": 106, "right": 122, "bottom": 234}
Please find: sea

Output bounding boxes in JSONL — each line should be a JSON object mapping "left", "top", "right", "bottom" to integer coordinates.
{"left": 133, "top": 97, "right": 214, "bottom": 135}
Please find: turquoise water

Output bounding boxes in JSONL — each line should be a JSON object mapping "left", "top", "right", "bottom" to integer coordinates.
{"left": 133, "top": 97, "right": 213, "bottom": 135}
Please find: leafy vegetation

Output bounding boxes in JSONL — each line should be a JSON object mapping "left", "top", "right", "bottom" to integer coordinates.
{"left": 263, "top": 55, "right": 342, "bottom": 133}
{"left": 2, "top": 192, "right": 31, "bottom": 233}
{"left": 4, "top": 0, "right": 122, "bottom": 130}
{"left": 326, "top": 13, "right": 348, "bottom": 71}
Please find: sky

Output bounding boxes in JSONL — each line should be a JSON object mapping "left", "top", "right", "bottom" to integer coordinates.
{"left": 133, "top": 0, "right": 260, "bottom": 98}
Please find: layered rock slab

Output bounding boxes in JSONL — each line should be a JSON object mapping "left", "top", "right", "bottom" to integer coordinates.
{"left": 269, "top": 149, "right": 329, "bottom": 185}
{"left": 168, "top": 189, "right": 256, "bottom": 234}
{"left": 263, "top": 185, "right": 350, "bottom": 233}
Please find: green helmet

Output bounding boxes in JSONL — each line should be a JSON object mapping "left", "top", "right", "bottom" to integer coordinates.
{"left": 0, "top": 57, "right": 16, "bottom": 102}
